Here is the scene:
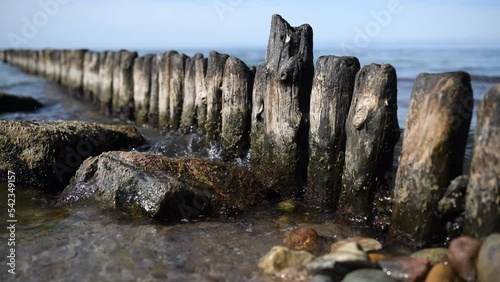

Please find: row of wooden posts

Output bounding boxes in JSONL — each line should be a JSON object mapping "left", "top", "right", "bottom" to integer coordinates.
{"left": 1, "top": 14, "right": 498, "bottom": 245}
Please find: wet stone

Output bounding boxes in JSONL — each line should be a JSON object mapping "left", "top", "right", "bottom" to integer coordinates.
{"left": 410, "top": 248, "right": 449, "bottom": 266}
{"left": 258, "top": 246, "right": 315, "bottom": 275}
{"left": 448, "top": 236, "right": 481, "bottom": 282}
{"left": 59, "top": 151, "right": 262, "bottom": 219}
{"left": 307, "top": 242, "right": 370, "bottom": 280}
{"left": 341, "top": 269, "right": 397, "bottom": 282}
{"left": 275, "top": 267, "right": 310, "bottom": 282}
{"left": 369, "top": 253, "right": 392, "bottom": 265}
{"left": 331, "top": 237, "right": 382, "bottom": 253}
{"left": 377, "top": 256, "right": 431, "bottom": 282}
{"left": 284, "top": 227, "right": 319, "bottom": 253}
{"left": 477, "top": 233, "right": 500, "bottom": 282}
{"left": 0, "top": 92, "right": 43, "bottom": 113}
{"left": 424, "top": 263, "right": 461, "bottom": 282}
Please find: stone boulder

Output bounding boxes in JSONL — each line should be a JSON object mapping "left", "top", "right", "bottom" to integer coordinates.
{"left": 0, "top": 120, "right": 144, "bottom": 190}
{"left": 0, "top": 92, "right": 43, "bottom": 113}
{"left": 59, "top": 151, "right": 263, "bottom": 219}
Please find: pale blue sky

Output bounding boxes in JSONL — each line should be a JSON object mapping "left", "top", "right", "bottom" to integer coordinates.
{"left": 0, "top": 0, "right": 499, "bottom": 50}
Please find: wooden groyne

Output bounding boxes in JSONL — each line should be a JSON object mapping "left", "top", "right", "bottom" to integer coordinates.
{"left": 1, "top": 14, "right": 498, "bottom": 246}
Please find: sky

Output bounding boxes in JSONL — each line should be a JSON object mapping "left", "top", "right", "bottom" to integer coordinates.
{"left": 0, "top": 0, "right": 499, "bottom": 50}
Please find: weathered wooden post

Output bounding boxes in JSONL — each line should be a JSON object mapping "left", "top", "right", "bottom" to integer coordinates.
{"left": 180, "top": 54, "right": 198, "bottom": 132}
{"left": 205, "top": 51, "right": 229, "bottom": 141}
{"left": 83, "top": 51, "right": 100, "bottom": 101}
{"left": 133, "top": 55, "right": 153, "bottom": 126}
{"left": 391, "top": 72, "right": 473, "bottom": 245}
{"left": 306, "top": 56, "right": 360, "bottom": 209}
{"left": 250, "top": 14, "right": 314, "bottom": 197}
{"left": 67, "top": 49, "right": 87, "bottom": 95}
{"left": 158, "top": 51, "right": 186, "bottom": 129}
{"left": 98, "top": 51, "right": 114, "bottom": 115}
{"left": 148, "top": 54, "right": 161, "bottom": 127}
{"left": 465, "top": 85, "right": 500, "bottom": 238}
{"left": 221, "top": 56, "right": 254, "bottom": 160}
{"left": 117, "top": 50, "right": 137, "bottom": 120}
{"left": 195, "top": 55, "right": 208, "bottom": 135}
{"left": 111, "top": 50, "right": 123, "bottom": 114}
{"left": 339, "top": 64, "right": 399, "bottom": 221}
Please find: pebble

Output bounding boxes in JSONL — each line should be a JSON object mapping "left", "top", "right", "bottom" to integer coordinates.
{"left": 377, "top": 256, "right": 431, "bottom": 282}
{"left": 424, "top": 263, "right": 460, "bottom": 282}
{"left": 307, "top": 242, "right": 370, "bottom": 279}
{"left": 410, "top": 248, "right": 449, "bottom": 266}
{"left": 448, "top": 236, "right": 481, "bottom": 281}
{"left": 369, "top": 253, "right": 392, "bottom": 264}
{"left": 341, "top": 269, "right": 397, "bottom": 282}
{"left": 274, "top": 267, "right": 310, "bottom": 282}
{"left": 331, "top": 237, "right": 382, "bottom": 252}
{"left": 258, "top": 246, "right": 315, "bottom": 275}
{"left": 477, "top": 233, "right": 500, "bottom": 282}
{"left": 284, "top": 227, "right": 319, "bottom": 253}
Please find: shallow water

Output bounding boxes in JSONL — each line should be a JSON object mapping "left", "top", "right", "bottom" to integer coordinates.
{"left": 0, "top": 46, "right": 496, "bottom": 280}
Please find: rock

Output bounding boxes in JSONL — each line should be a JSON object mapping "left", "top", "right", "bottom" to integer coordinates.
{"left": 307, "top": 242, "right": 370, "bottom": 280}
{"left": 284, "top": 228, "right": 319, "bottom": 253}
{"left": 341, "top": 269, "right": 397, "bottom": 282}
{"left": 250, "top": 14, "right": 314, "bottom": 197}
{"left": 410, "top": 248, "right": 449, "bottom": 266}
{"left": 425, "top": 263, "right": 461, "bottom": 282}
{"left": 0, "top": 120, "right": 144, "bottom": 190}
{"left": 448, "top": 236, "right": 481, "bottom": 282}
{"left": 311, "top": 274, "right": 334, "bottom": 282}
{"left": 0, "top": 92, "right": 43, "bottom": 113}
{"left": 278, "top": 200, "right": 297, "bottom": 213}
{"left": 392, "top": 72, "right": 473, "bottom": 245}
{"left": 465, "top": 85, "right": 500, "bottom": 238}
{"left": 275, "top": 267, "right": 310, "bottom": 282}
{"left": 258, "top": 246, "right": 315, "bottom": 275}
{"left": 377, "top": 257, "right": 431, "bottom": 282}
{"left": 369, "top": 253, "right": 392, "bottom": 264}
{"left": 477, "top": 233, "right": 500, "bottom": 282}
{"left": 439, "top": 176, "right": 469, "bottom": 217}
{"left": 59, "top": 151, "right": 262, "bottom": 219}
{"left": 331, "top": 237, "right": 382, "bottom": 253}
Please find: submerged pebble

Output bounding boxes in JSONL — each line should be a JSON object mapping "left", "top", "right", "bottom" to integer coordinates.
{"left": 258, "top": 246, "right": 315, "bottom": 275}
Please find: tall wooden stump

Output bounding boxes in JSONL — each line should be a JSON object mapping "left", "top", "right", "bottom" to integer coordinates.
{"left": 221, "top": 57, "right": 254, "bottom": 160}
{"left": 250, "top": 14, "right": 314, "bottom": 197}
{"left": 465, "top": 85, "right": 500, "bottom": 238}
{"left": 98, "top": 51, "right": 114, "bottom": 115}
{"left": 339, "top": 64, "right": 399, "bottom": 221}
{"left": 158, "top": 51, "right": 186, "bottom": 130}
{"left": 307, "top": 56, "right": 360, "bottom": 209}
{"left": 205, "top": 51, "right": 229, "bottom": 141}
{"left": 111, "top": 50, "right": 123, "bottom": 114}
{"left": 117, "top": 50, "right": 137, "bottom": 120}
{"left": 392, "top": 72, "right": 473, "bottom": 245}
{"left": 133, "top": 55, "right": 153, "bottom": 126}
{"left": 148, "top": 54, "right": 161, "bottom": 127}
{"left": 83, "top": 51, "right": 100, "bottom": 101}
{"left": 158, "top": 51, "right": 173, "bottom": 128}
{"left": 67, "top": 49, "right": 87, "bottom": 95}
{"left": 195, "top": 55, "right": 208, "bottom": 135}
{"left": 181, "top": 54, "right": 198, "bottom": 132}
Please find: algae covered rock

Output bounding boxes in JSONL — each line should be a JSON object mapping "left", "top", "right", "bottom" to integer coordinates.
{"left": 59, "top": 151, "right": 262, "bottom": 219}
{"left": 0, "top": 120, "right": 145, "bottom": 190}
{"left": 0, "top": 92, "right": 43, "bottom": 113}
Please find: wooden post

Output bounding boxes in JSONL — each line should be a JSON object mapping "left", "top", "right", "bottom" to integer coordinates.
{"left": 111, "top": 50, "right": 123, "bottom": 114}
{"left": 98, "top": 51, "right": 114, "bottom": 115}
{"left": 158, "top": 51, "right": 173, "bottom": 128}
{"left": 391, "top": 72, "right": 473, "bottom": 245}
{"left": 83, "top": 51, "right": 100, "bottom": 102}
{"left": 250, "top": 14, "right": 314, "bottom": 197}
{"left": 465, "top": 85, "right": 500, "bottom": 238}
{"left": 307, "top": 56, "right": 360, "bottom": 209}
{"left": 148, "top": 54, "right": 161, "bottom": 128}
{"left": 133, "top": 55, "right": 153, "bottom": 126}
{"left": 205, "top": 51, "right": 229, "bottom": 141}
{"left": 221, "top": 56, "right": 254, "bottom": 160}
{"left": 195, "top": 55, "right": 208, "bottom": 135}
{"left": 169, "top": 52, "right": 187, "bottom": 130}
{"left": 339, "top": 64, "right": 399, "bottom": 221}
{"left": 180, "top": 54, "right": 198, "bottom": 132}
{"left": 67, "top": 49, "right": 87, "bottom": 95}
{"left": 117, "top": 50, "right": 137, "bottom": 120}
